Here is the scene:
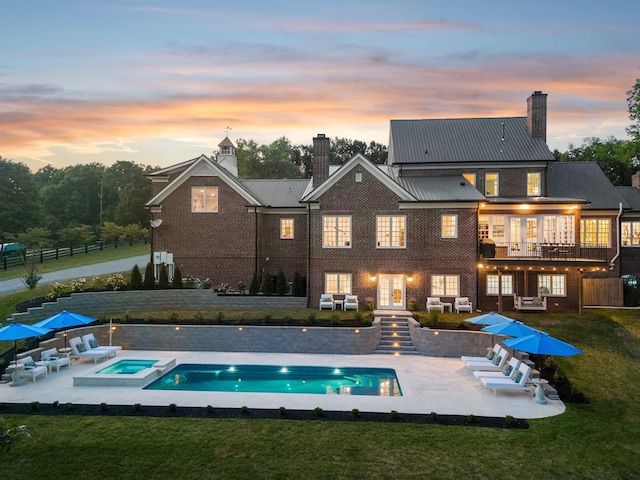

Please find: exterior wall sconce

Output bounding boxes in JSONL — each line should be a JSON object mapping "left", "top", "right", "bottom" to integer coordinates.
{"left": 370, "top": 276, "right": 377, "bottom": 282}
{"left": 407, "top": 276, "right": 413, "bottom": 283}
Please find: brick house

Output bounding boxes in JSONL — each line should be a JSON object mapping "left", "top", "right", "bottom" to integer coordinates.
{"left": 146, "top": 92, "right": 640, "bottom": 311}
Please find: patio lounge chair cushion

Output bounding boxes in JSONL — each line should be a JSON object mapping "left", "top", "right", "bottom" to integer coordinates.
{"left": 461, "top": 344, "right": 502, "bottom": 363}
{"left": 464, "top": 348, "right": 509, "bottom": 371}
{"left": 69, "top": 337, "right": 116, "bottom": 364}
{"left": 473, "top": 357, "right": 521, "bottom": 380}
{"left": 481, "top": 363, "right": 532, "bottom": 396}
{"left": 82, "top": 333, "right": 122, "bottom": 353}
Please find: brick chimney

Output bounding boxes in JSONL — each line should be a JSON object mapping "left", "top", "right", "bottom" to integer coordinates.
{"left": 527, "top": 91, "right": 547, "bottom": 143}
{"left": 632, "top": 172, "right": 640, "bottom": 188}
{"left": 312, "top": 134, "right": 330, "bottom": 188}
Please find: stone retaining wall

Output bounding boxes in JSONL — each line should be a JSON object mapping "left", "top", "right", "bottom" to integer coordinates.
{"left": 8, "top": 290, "right": 307, "bottom": 323}
{"left": 409, "top": 318, "right": 493, "bottom": 357}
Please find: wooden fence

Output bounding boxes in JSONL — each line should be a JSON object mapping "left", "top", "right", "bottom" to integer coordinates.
{"left": 583, "top": 278, "right": 624, "bottom": 306}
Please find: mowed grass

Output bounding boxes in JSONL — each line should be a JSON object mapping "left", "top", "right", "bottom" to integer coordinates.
{"left": 0, "top": 242, "right": 149, "bottom": 282}
{"left": 1, "top": 310, "right": 639, "bottom": 479}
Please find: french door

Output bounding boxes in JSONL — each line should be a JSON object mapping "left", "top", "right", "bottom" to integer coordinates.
{"left": 377, "top": 274, "right": 406, "bottom": 310}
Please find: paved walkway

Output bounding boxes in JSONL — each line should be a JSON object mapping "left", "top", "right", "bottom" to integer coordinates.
{"left": 0, "top": 350, "right": 566, "bottom": 419}
{"left": 0, "top": 255, "right": 149, "bottom": 296}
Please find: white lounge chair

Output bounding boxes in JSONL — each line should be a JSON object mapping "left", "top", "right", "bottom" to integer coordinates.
{"left": 81, "top": 333, "right": 122, "bottom": 355}
{"left": 464, "top": 348, "right": 509, "bottom": 371}
{"left": 454, "top": 297, "right": 473, "bottom": 313}
{"left": 473, "top": 357, "right": 521, "bottom": 380}
{"left": 461, "top": 344, "right": 502, "bottom": 363}
{"left": 343, "top": 295, "right": 359, "bottom": 311}
{"left": 319, "top": 293, "right": 334, "bottom": 310}
{"left": 69, "top": 337, "right": 115, "bottom": 364}
{"left": 40, "top": 347, "right": 71, "bottom": 372}
{"left": 11, "top": 356, "right": 48, "bottom": 382}
{"left": 426, "top": 297, "right": 444, "bottom": 313}
{"left": 481, "top": 363, "right": 532, "bottom": 396}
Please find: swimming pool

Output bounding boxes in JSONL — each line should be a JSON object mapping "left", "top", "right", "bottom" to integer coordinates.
{"left": 144, "top": 364, "right": 402, "bottom": 396}
{"left": 96, "top": 360, "right": 159, "bottom": 375}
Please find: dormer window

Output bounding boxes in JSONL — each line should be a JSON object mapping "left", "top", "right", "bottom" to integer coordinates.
{"left": 527, "top": 172, "right": 541, "bottom": 196}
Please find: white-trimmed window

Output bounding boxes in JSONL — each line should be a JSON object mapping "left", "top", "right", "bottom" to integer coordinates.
{"left": 543, "top": 215, "right": 574, "bottom": 244}
{"left": 377, "top": 215, "right": 406, "bottom": 248}
{"left": 463, "top": 173, "right": 476, "bottom": 186}
{"left": 487, "top": 274, "right": 513, "bottom": 295}
{"left": 191, "top": 187, "right": 218, "bottom": 212}
{"left": 478, "top": 215, "right": 489, "bottom": 240}
{"left": 580, "top": 219, "right": 610, "bottom": 247}
{"left": 325, "top": 273, "right": 352, "bottom": 294}
{"left": 323, "top": 216, "right": 351, "bottom": 248}
{"left": 538, "top": 274, "right": 566, "bottom": 296}
{"left": 622, "top": 221, "right": 640, "bottom": 246}
{"left": 280, "top": 218, "right": 294, "bottom": 239}
{"left": 441, "top": 215, "right": 458, "bottom": 238}
{"left": 485, "top": 173, "right": 499, "bottom": 196}
{"left": 527, "top": 172, "right": 541, "bottom": 196}
{"left": 431, "top": 275, "right": 459, "bottom": 296}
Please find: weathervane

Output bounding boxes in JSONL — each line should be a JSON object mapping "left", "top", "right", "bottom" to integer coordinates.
{"left": 224, "top": 126, "right": 232, "bottom": 137}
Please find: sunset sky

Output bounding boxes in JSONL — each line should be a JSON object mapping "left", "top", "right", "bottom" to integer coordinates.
{"left": 2, "top": 0, "right": 639, "bottom": 171}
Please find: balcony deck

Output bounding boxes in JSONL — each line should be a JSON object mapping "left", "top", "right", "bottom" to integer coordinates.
{"left": 479, "top": 242, "right": 609, "bottom": 268}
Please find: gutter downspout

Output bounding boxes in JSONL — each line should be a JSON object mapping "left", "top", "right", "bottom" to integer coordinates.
{"left": 610, "top": 202, "right": 623, "bottom": 270}
{"left": 306, "top": 202, "right": 312, "bottom": 308}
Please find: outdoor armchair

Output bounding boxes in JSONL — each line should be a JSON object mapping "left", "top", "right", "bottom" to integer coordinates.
{"left": 454, "top": 297, "right": 473, "bottom": 313}
{"left": 319, "top": 294, "right": 334, "bottom": 310}
{"left": 426, "top": 297, "right": 444, "bottom": 313}
{"left": 41, "top": 347, "right": 71, "bottom": 372}
{"left": 343, "top": 295, "right": 359, "bottom": 311}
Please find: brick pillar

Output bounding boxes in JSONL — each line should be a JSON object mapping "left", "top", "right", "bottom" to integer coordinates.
{"left": 632, "top": 172, "right": 640, "bottom": 188}
{"left": 312, "top": 134, "right": 330, "bottom": 188}
{"left": 527, "top": 91, "right": 547, "bottom": 143}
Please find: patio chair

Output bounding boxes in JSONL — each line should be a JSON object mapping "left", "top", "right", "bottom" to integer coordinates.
{"left": 69, "top": 337, "right": 116, "bottom": 364}
{"left": 454, "top": 297, "right": 473, "bottom": 313}
{"left": 461, "top": 344, "right": 502, "bottom": 363}
{"left": 343, "top": 295, "right": 359, "bottom": 311}
{"left": 81, "top": 333, "right": 122, "bottom": 355}
{"left": 481, "top": 363, "right": 532, "bottom": 396}
{"left": 41, "top": 347, "right": 71, "bottom": 372}
{"left": 11, "top": 356, "right": 48, "bottom": 382}
{"left": 473, "top": 357, "right": 521, "bottom": 380}
{"left": 319, "top": 293, "right": 334, "bottom": 310}
{"left": 464, "top": 347, "right": 509, "bottom": 371}
{"left": 426, "top": 297, "right": 444, "bottom": 313}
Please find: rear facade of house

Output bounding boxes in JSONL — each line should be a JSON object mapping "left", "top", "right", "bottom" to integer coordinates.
{"left": 146, "top": 92, "right": 640, "bottom": 312}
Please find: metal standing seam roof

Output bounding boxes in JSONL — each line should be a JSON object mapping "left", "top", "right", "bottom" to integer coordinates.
{"left": 389, "top": 117, "right": 555, "bottom": 164}
{"left": 240, "top": 179, "right": 311, "bottom": 207}
{"left": 615, "top": 186, "right": 640, "bottom": 212}
{"left": 396, "top": 175, "right": 486, "bottom": 202}
{"left": 547, "top": 162, "right": 629, "bottom": 210}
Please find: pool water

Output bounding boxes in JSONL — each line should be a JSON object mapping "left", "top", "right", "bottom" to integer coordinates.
{"left": 96, "top": 360, "right": 158, "bottom": 375}
{"left": 144, "top": 364, "right": 402, "bottom": 396}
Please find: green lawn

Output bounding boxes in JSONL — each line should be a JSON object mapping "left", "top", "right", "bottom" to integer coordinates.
{"left": 1, "top": 310, "right": 639, "bottom": 479}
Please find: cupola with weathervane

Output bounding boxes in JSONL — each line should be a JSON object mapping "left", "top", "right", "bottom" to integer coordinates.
{"left": 215, "top": 135, "right": 238, "bottom": 176}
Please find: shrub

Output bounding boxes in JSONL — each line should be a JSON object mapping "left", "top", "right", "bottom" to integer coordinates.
{"left": 430, "top": 411, "right": 437, "bottom": 421}
{"left": 276, "top": 270, "right": 287, "bottom": 295}
{"left": 106, "top": 273, "right": 127, "bottom": 291}
{"left": 353, "top": 311, "right": 364, "bottom": 324}
{"left": 249, "top": 272, "right": 260, "bottom": 295}
{"left": 365, "top": 297, "right": 375, "bottom": 311}
{"left": 330, "top": 313, "right": 340, "bottom": 325}
{"left": 214, "top": 311, "right": 224, "bottom": 323}
{"left": 70, "top": 278, "right": 87, "bottom": 292}
{"left": 206, "top": 405, "right": 214, "bottom": 414}
{"left": 193, "top": 310, "right": 204, "bottom": 322}
{"left": 306, "top": 311, "right": 317, "bottom": 324}
{"left": 314, "top": 407, "right": 323, "bottom": 417}
{"left": 30, "top": 402, "right": 39, "bottom": 411}
{"left": 172, "top": 266, "right": 183, "bottom": 289}
{"left": 143, "top": 262, "right": 155, "bottom": 288}
{"left": 237, "top": 281, "right": 246, "bottom": 294}
{"left": 65, "top": 402, "right": 73, "bottom": 411}
{"left": 201, "top": 278, "right": 212, "bottom": 289}
{"left": 168, "top": 312, "right": 180, "bottom": 323}
{"left": 241, "top": 405, "right": 249, "bottom": 415}
{"left": 467, "top": 414, "right": 476, "bottom": 423}
{"left": 46, "top": 282, "right": 67, "bottom": 300}
{"left": 351, "top": 408, "right": 360, "bottom": 418}
{"left": 505, "top": 415, "right": 515, "bottom": 425}
{"left": 407, "top": 297, "right": 418, "bottom": 311}
{"left": 261, "top": 313, "right": 272, "bottom": 324}
{"left": 133, "top": 403, "right": 142, "bottom": 413}
{"left": 261, "top": 273, "right": 273, "bottom": 296}
{"left": 169, "top": 403, "right": 177, "bottom": 413}
{"left": 130, "top": 264, "right": 143, "bottom": 289}
{"left": 158, "top": 265, "right": 169, "bottom": 288}
{"left": 429, "top": 309, "right": 440, "bottom": 327}
{"left": 390, "top": 410, "right": 399, "bottom": 420}
{"left": 100, "top": 403, "right": 108, "bottom": 412}
{"left": 292, "top": 270, "right": 304, "bottom": 296}
{"left": 279, "top": 406, "right": 286, "bottom": 416}
{"left": 89, "top": 276, "right": 107, "bottom": 291}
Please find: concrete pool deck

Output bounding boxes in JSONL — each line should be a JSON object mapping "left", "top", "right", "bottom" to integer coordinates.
{"left": 0, "top": 350, "right": 565, "bottom": 419}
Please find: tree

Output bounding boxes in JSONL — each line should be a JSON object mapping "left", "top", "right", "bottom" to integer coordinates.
{"left": 627, "top": 77, "right": 640, "bottom": 142}
{"left": 0, "top": 158, "right": 41, "bottom": 241}
{"left": 292, "top": 270, "right": 304, "bottom": 296}
{"left": 158, "top": 264, "right": 169, "bottom": 288}
{"left": 130, "top": 264, "right": 143, "bottom": 289}
{"left": 58, "top": 225, "right": 95, "bottom": 246}
{"left": 143, "top": 262, "right": 155, "bottom": 288}
{"left": 236, "top": 137, "right": 303, "bottom": 179}
{"left": 249, "top": 272, "right": 260, "bottom": 295}
{"left": 100, "top": 222, "right": 125, "bottom": 244}
{"left": 261, "top": 272, "right": 273, "bottom": 296}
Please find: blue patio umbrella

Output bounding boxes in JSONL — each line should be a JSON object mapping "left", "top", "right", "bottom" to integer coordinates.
{"left": 33, "top": 310, "right": 96, "bottom": 350}
{"left": 481, "top": 320, "right": 540, "bottom": 338}
{"left": 0, "top": 323, "right": 52, "bottom": 384}
{"left": 464, "top": 311, "right": 517, "bottom": 326}
{"left": 503, "top": 331, "right": 583, "bottom": 357}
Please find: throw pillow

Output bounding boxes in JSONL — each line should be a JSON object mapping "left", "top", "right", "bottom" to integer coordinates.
{"left": 492, "top": 355, "right": 502, "bottom": 366}
{"left": 503, "top": 365, "right": 513, "bottom": 376}
{"left": 77, "top": 343, "right": 87, "bottom": 353}
{"left": 25, "top": 361, "right": 36, "bottom": 367}
{"left": 487, "top": 352, "right": 495, "bottom": 361}
{"left": 513, "top": 371, "right": 523, "bottom": 383}
{"left": 459, "top": 299, "right": 468, "bottom": 305}
{"left": 89, "top": 339, "right": 99, "bottom": 348}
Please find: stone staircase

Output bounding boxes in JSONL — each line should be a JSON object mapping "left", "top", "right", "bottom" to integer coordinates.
{"left": 374, "top": 314, "right": 420, "bottom": 355}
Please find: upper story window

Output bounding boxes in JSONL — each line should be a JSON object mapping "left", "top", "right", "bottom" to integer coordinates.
{"left": 431, "top": 275, "right": 459, "bottom": 297}
{"left": 323, "top": 215, "right": 351, "bottom": 248}
{"left": 377, "top": 215, "right": 405, "bottom": 248}
{"left": 463, "top": 173, "right": 476, "bottom": 186}
{"left": 622, "top": 221, "right": 640, "bottom": 246}
{"left": 280, "top": 218, "right": 294, "bottom": 239}
{"left": 478, "top": 215, "right": 489, "bottom": 240}
{"left": 580, "top": 219, "right": 610, "bottom": 247}
{"left": 191, "top": 187, "right": 218, "bottom": 212}
{"left": 485, "top": 173, "right": 499, "bottom": 196}
{"left": 527, "top": 172, "right": 541, "bottom": 196}
{"left": 441, "top": 215, "right": 458, "bottom": 238}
